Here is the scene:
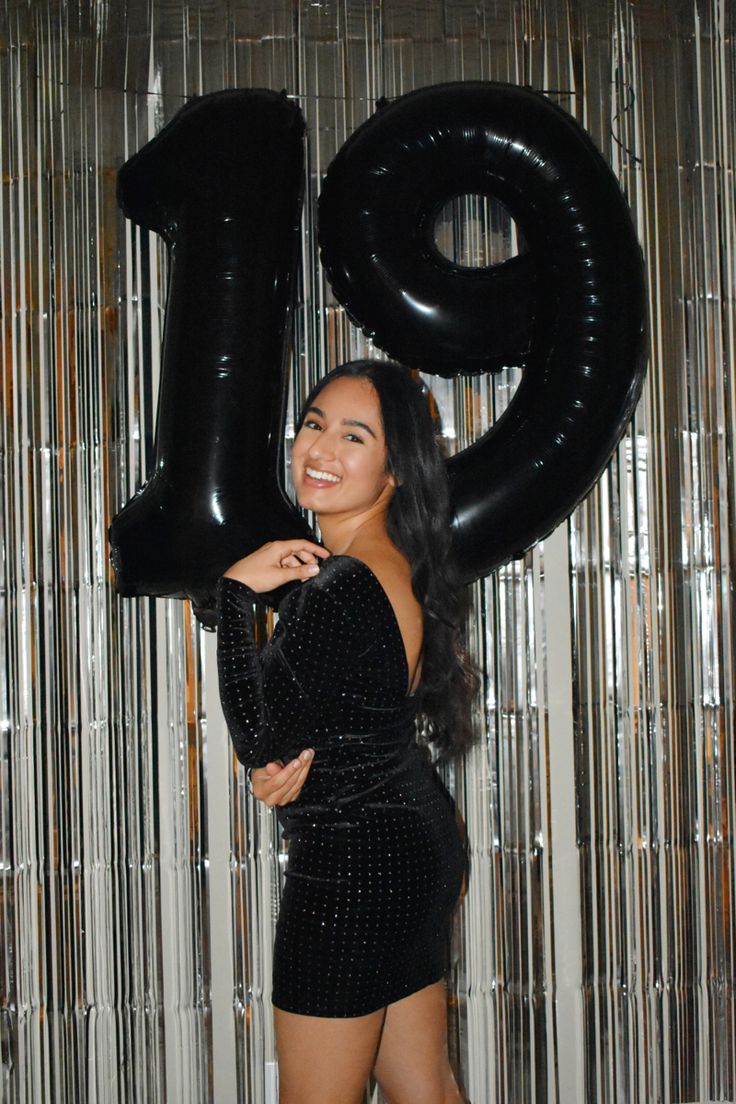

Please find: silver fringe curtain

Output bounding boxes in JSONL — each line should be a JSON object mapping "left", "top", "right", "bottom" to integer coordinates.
{"left": 1, "top": 2, "right": 734, "bottom": 1102}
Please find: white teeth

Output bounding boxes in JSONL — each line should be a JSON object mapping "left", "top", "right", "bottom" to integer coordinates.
{"left": 306, "top": 466, "right": 340, "bottom": 483}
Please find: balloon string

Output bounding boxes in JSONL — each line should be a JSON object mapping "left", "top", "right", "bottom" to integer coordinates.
{"left": 610, "top": 75, "right": 643, "bottom": 166}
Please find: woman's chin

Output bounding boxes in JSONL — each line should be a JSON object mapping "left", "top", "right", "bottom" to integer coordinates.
{"left": 295, "top": 486, "right": 325, "bottom": 512}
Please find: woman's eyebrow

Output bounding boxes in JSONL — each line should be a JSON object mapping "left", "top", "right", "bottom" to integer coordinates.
{"left": 305, "top": 406, "right": 377, "bottom": 439}
{"left": 342, "top": 418, "right": 377, "bottom": 439}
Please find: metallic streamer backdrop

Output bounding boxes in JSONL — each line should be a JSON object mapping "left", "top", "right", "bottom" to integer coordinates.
{"left": 1, "top": 2, "right": 734, "bottom": 1103}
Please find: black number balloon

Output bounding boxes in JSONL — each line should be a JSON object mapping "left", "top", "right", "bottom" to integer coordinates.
{"left": 318, "top": 82, "right": 648, "bottom": 581}
{"left": 109, "top": 90, "right": 310, "bottom": 626}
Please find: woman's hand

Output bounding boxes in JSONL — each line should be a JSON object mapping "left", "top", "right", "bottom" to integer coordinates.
{"left": 250, "top": 749, "right": 314, "bottom": 806}
{"left": 224, "top": 540, "right": 330, "bottom": 593}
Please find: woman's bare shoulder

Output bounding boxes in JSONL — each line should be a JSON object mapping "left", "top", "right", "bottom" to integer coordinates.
{"left": 348, "top": 541, "right": 421, "bottom": 620}
{"left": 345, "top": 539, "right": 408, "bottom": 588}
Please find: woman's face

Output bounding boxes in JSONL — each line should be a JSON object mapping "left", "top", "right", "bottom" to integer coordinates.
{"left": 291, "top": 376, "right": 396, "bottom": 517}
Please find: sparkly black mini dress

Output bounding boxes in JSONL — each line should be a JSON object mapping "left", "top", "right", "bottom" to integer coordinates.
{"left": 217, "top": 554, "right": 465, "bottom": 1018}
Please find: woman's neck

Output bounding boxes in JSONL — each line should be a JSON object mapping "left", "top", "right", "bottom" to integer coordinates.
{"left": 317, "top": 504, "right": 391, "bottom": 557}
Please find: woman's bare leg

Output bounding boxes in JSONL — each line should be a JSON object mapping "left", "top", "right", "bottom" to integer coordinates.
{"left": 372, "top": 982, "right": 464, "bottom": 1104}
{"left": 274, "top": 1005, "right": 385, "bottom": 1104}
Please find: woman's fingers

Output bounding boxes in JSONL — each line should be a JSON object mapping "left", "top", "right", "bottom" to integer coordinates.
{"left": 275, "top": 540, "right": 330, "bottom": 561}
{"left": 280, "top": 546, "right": 324, "bottom": 564}
{"left": 250, "top": 750, "right": 314, "bottom": 806}
{"left": 224, "top": 540, "right": 329, "bottom": 591}
{"left": 264, "top": 756, "right": 311, "bottom": 804}
{"left": 274, "top": 769, "right": 308, "bottom": 805}
{"left": 279, "top": 543, "right": 330, "bottom": 579}
{"left": 280, "top": 549, "right": 321, "bottom": 569}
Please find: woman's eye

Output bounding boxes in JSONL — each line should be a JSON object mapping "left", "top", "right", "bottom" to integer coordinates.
{"left": 345, "top": 433, "right": 363, "bottom": 443}
{"left": 303, "top": 419, "right": 321, "bottom": 430}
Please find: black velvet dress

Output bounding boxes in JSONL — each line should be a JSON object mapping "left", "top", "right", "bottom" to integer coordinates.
{"left": 216, "top": 553, "right": 465, "bottom": 1018}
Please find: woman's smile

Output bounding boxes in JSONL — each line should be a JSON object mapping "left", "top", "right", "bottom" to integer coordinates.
{"left": 304, "top": 465, "right": 341, "bottom": 486}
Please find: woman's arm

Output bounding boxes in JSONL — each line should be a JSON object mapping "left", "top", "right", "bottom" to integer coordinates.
{"left": 216, "top": 562, "right": 368, "bottom": 768}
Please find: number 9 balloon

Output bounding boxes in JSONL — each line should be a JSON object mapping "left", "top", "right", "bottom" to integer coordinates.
{"left": 110, "top": 82, "right": 646, "bottom": 618}
{"left": 318, "top": 82, "right": 647, "bottom": 582}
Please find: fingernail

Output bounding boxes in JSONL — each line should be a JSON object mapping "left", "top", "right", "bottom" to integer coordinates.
{"left": 306, "top": 564, "right": 319, "bottom": 575}
{"left": 301, "top": 749, "right": 314, "bottom": 762}
{"left": 291, "top": 759, "right": 301, "bottom": 770}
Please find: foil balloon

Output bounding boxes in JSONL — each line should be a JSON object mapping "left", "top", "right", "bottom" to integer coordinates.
{"left": 109, "top": 89, "right": 310, "bottom": 627}
{"left": 318, "top": 82, "right": 648, "bottom": 581}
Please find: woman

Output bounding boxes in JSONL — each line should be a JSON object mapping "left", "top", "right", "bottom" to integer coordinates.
{"left": 217, "top": 360, "right": 476, "bottom": 1103}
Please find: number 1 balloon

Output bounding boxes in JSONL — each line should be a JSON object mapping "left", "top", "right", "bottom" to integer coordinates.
{"left": 109, "top": 89, "right": 311, "bottom": 627}
{"left": 318, "top": 82, "right": 648, "bottom": 583}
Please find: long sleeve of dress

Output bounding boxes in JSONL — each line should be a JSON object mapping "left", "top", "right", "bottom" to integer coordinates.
{"left": 216, "top": 567, "right": 371, "bottom": 768}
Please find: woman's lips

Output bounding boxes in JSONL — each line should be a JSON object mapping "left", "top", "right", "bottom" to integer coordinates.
{"left": 303, "top": 466, "right": 341, "bottom": 488}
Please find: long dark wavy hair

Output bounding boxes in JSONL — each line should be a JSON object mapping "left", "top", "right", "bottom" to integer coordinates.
{"left": 296, "top": 360, "right": 478, "bottom": 760}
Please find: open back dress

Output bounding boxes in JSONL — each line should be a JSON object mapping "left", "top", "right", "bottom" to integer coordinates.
{"left": 216, "top": 553, "right": 465, "bottom": 1017}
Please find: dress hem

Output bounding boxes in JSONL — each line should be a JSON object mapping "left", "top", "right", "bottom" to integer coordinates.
{"left": 271, "top": 971, "right": 447, "bottom": 1019}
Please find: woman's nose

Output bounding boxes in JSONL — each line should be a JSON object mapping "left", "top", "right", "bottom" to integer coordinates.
{"left": 307, "top": 434, "right": 335, "bottom": 461}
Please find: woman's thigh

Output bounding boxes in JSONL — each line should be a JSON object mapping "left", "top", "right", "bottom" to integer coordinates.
{"left": 274, "top": 1005, "right": 385, "bottom": 1104}
{"left": 372, "top": 981, "right": 463, "bottom": 1104}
